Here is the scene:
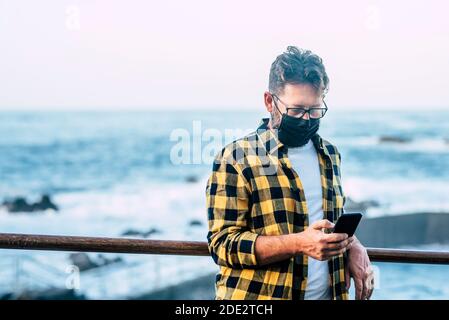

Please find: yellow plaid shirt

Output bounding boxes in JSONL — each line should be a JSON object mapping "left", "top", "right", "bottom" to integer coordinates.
{"left": 206, "top": 118, "right": 349, "bottom": 300}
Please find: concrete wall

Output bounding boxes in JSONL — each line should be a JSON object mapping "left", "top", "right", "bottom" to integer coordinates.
{"left": 356, "top": 212, "right": 449, "bottom": 248}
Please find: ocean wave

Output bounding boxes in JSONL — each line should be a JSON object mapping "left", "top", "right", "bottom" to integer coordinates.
{"left": 2, "top": 174, "right": 448, "bottom": 235}
{"left": 344, "top": 177, "right": 449, "bottom": 217}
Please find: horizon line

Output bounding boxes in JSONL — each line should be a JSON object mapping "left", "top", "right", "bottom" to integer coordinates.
{"left": 0, "top": 106, "right": 448, "bottom": 112}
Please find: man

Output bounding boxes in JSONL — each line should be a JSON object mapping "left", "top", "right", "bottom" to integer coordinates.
{"left": 206, "top": 46, "right": 374, "bottom": 300}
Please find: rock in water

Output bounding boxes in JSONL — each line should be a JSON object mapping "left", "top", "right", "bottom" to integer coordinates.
{"left": 121, "top": 229, "right": 143, "bottom": 237}
{"left": 185, "top": 175, "right": 198, "bottom": 183}
{"left": 2, "top": 194, "right": 59, "bottom": 213}
{"left": 69, "top": 253, "right": 100, "bottom": 272}
{"left": 33, "top": 194, "right": 59, "bottom": 211}
{"left": 344, "top": 197, "right": 380, "bottom": 213}
{"left": 143, "top": 227, "right": 161, "bottom": 237}
{"left": 189, "top": 219, "right": 203, "bottom": 227}
{"left": 121, "top": 227, "right": 161, "bottom": 238}
{"left": 379, "top": 135, "right": 411, "bottom": 144}
{"left": 3, "top": 197, "right": 34, "bottom": 213}
{"left": 97, "top": 254, "right": 123, "bottom": 266}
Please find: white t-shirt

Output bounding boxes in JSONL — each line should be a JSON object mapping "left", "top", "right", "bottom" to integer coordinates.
{"left": 287, "top": 140, "right": 331, "bottom": 300}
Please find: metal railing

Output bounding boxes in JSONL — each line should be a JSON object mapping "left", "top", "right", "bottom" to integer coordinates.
{"left": 1, "top": 232, "right": 449, "bottom": 264}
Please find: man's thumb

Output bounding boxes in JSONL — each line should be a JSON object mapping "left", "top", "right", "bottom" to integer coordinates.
{"left": 311, "top": 219, "right": 335, "bottom": 230}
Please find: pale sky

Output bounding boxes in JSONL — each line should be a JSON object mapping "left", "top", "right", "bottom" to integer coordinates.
{"left": 1, "top": 0, "right": 448, "bottom": 111}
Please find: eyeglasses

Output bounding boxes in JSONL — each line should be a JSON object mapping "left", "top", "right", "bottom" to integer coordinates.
{"left": 272, "top": 93, "right": 328, "bottom": 119}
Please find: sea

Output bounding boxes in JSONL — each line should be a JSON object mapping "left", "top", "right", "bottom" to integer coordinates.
{"left": 0, "top": 109, "right": 448, "bottom": 299}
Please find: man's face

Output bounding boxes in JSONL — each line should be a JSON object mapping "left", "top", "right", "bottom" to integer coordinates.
{"left": 264, "top": 83, "right": 324, "bottom": 127}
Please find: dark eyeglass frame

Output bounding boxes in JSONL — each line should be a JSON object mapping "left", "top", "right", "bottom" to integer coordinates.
{"left": 271, "top": 93, "right": 328, "bottom": 119}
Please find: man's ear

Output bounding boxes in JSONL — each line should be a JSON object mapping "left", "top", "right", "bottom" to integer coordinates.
{"left": 264, "top": 91, "right": 273, "bottom": 113}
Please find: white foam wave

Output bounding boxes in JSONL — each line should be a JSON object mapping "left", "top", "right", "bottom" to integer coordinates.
{"left": 344, "top": 177, "right": 449, "bottom": 217}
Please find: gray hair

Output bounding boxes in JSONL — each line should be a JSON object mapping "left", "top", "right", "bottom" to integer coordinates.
{"left": 268, "top": 46, "right": 329, "bottom": 95}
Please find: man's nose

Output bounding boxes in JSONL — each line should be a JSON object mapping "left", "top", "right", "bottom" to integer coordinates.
{"left": 302, "top": 111, "right": 310, "bottom": 120}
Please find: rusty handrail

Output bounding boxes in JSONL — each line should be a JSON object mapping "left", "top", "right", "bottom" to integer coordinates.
{"left": 0, "top": 232, "right": 449, "bottom": 264}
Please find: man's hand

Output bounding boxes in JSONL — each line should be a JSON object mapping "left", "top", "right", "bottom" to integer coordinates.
{"left": 295, "top": 219, "right": 354, "bottom": 261}
{"left": 345, "top": 236, "right": 374, "bottom": 300}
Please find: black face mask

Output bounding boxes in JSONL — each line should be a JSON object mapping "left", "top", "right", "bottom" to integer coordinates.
{"left": 277, "top": 114, "right": 319, "bottom": 148}
{"left": 274, "top": 104, "right": 320, "bottom": 148}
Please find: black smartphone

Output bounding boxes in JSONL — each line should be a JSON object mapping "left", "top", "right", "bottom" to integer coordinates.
{"left": 332, "top": 213, "right": 362, "bottom": 237}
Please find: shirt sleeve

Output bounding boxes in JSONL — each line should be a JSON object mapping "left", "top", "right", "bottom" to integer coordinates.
{"left": 206, "top": 149, "right": 259, "bottom": 269}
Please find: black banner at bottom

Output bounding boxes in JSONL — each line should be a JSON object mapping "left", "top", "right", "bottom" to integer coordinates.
{"left": 0, "top": 300, "right": 446, "bottom": 319}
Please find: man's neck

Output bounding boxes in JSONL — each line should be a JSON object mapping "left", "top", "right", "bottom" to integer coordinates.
{"left": 267, "top": 118, "right": 275, "bottom": 130}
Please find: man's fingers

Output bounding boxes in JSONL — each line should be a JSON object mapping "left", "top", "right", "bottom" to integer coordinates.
{"left": 324, "top": 238, "right": 352, "bottom": 250}
{"left": 323, "top": 247, "right": 347, "bottom": 258}
{"left": 360, "top": 268, "right": 375, "bottom": 300}
{"left": 345, "top": 268, "right": 351, "bottom": 290}
{"left": 367, "top": 286, "right": 374, "bottom": 300}
{"left": 324, "top": 232, "right": 349, "bottom": 243}
{"left": 365, "top": 270, "right": 375, "bottom": 299}
{"left": 355, "top": 279, "right": 363, "bottom": 300}
{"left": 346, "top": 236, "right": 355, "bottom": 249}
{"left": 361, "top": 278, "right": 369, "bottom": 300}
{"left": 311, "top": 219, "right": 334, "bottom": 230}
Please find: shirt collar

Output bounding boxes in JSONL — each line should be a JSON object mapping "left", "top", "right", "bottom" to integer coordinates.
{"left": 255, "top": 118, "right": 283, "bottom": 155}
